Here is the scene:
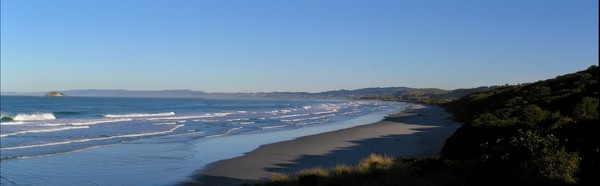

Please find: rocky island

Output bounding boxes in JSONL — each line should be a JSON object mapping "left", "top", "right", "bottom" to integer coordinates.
{"left": 45, "top": 91, "right": 66, "bottom": 97}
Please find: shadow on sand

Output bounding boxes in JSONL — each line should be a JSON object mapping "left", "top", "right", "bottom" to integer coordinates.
{"left": 180, "top": 106, "right": 459, "bottom": 186}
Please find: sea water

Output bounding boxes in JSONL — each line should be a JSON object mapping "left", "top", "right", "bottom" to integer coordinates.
{"left": 0, "top": 96, "right": 406, "bottom": 185}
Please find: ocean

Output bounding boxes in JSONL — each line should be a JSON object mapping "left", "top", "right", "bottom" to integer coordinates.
{"left": 0, "top": 96, "right": 406, "bottom": 185}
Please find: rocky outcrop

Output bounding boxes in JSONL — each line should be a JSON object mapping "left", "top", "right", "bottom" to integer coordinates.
{"left": 45, "top": 91, "right": 66, "bottom": 97}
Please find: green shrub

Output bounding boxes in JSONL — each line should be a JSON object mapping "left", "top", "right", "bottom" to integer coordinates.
{"left": 527, "top": 149, "right": 580, "bottom": 184}
{"left": 480, "top": 130, "right": 581, "bottom": 184}
{"left": 573, "top": 97, "right": 599, "bottom": 120}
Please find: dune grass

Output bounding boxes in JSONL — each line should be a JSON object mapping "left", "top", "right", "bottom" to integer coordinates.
{"left": 263, "top": 154, "right": 462, "bottom": 186}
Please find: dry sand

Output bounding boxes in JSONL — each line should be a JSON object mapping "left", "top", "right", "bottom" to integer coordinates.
{"left": 182, "top": 104, "right": 460, "bottom": 185}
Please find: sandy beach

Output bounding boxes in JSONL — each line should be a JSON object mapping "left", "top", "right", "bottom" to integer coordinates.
{"left": 182, "top": 104, "right": 461, "bottom": 185}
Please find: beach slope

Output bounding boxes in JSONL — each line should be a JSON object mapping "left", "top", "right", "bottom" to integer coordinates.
{"left": 183, "top": 104, "right": 460, "bottom": 185}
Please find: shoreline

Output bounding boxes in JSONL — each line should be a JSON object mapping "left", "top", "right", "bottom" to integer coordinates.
{"left": 182, "top": 104, "right": 461, "bottom": 185}
{"left": 0, "top": 100, "right": 403, "bottom": 186}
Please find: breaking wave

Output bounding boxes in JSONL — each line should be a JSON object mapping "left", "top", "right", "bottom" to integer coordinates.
{"left": 42, "top": 118, "right": 134, "bottom": 126}
{"left": 0, "top": 121, "right": 28, "bottom": 126}
{"left": 0, "top": 126, "right": 90, "bottom": 138}
{"left": 9, "top": 113, "right": 57, "bottom": 121}
{"left": 205, "top": 127, "right": 242, "bottom": 138}
{"left": 104, "top": 112, "right": 175, "bottom": 118}
{"left": 146, "top": 112, "right": 233, "bottom": 120}
{"left": 1, "top": 125, "right": 184, "bottom": 150}
{"left": 270, "top": 113, "right": 310, "bottom": 119}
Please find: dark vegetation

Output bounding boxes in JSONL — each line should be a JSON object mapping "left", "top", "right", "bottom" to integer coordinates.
{"left": 358, "top": 86, "right": 500, "bottom": 104}
{"left": 263, "top": 66, "right": 598, "bottom": 185}
{"left": 441, "top": 65, "right": 599, "bottom": 185}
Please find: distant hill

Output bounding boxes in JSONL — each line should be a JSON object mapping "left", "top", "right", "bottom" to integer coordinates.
{"left": 61, "top": 89, "right": 207, "bottom": 98}
{"left": 314, "top": 87, "right": 411, "bottom": 98}
{"left": 1, "top": 89, "right": 207, "bottom": 98}
{"left": 0, "top": 87, "right": 411, "bottom": 99}
{"left": 0, "top": 86, "right": 494, "bottom": 100}
{"left": 394, "top": 88, "right": 450, "bottom": 101}
{"left": 356, "top": 86, "right": 500, "bottom": 103}
{"left": 435, "top": 86, "right": 501, "bottom": 99}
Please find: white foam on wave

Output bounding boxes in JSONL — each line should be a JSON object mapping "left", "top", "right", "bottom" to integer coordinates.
{"left": 281, "top": 118, "right": 309, "bottom": 122}
{"left": 342, "top": 111, "right": 360, "bottom": 116}
{"left": 104, "top": 112, "right": 175, "bottom": 118}
{"left": 224, "top": 118, "right": 250, "bottom": 122}
{"left": 191, "top": 119, "right": 220, "bottom": 123}
{"left": 205, "top": 127, "right": 242, "bottom": 138}
{"left": 146, "top": 112, "right": 232, "bottom": 120}
{"left": 259, "top": 125, "right": 288, "bottom": 130}
{"left": 308, "top": 114, "right": 336, "bottom": 120}
{"left": 0, "top": 126, "right": 90, "bottom": 138}
{"left": 280, "top": 114, "right": 334, "bottom": 122}
{"left": 266, "top": 109, "right": 296, "bottom": 115}
{"left": 1, "top": 124, "right": 184, "bottom": 150}
{"left": 313, "top": 110, "right": 338, "bottom": 115}
{"left": 270, "top": 113, "right": 310, "bottom": 119}
{"left": 303, "top": 106, "right": 313, "bottom": 110}
{"left": 155, "top": 122, "right": 177, "bottom": 125}
{"left": 13, "top": 113, "right": 56, "bottom": 121}
{"left": 0, "top": 121, "right": 28, "bottom": 126}
{"left": 41, "top": 118, "right": 134, "bottom": 126}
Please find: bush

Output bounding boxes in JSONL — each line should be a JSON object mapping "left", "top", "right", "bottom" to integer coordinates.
{"left": 480, "top": 130, "right": 580, "bottom": 184}
{"left": 573, "top": 97, "right": 599, "bottom": 120}
{"left": 526, "top": 148, "right": 579, "bottom": 184}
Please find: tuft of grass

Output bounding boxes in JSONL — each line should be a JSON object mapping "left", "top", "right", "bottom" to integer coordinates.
{"left": 269, "top": 173, "right": 291, "bottom": 183}
{"left": 262, "top": 154, "right": 466, "bottom": 186}
{"left": 296, "top": 167, "right": 329, "bottom": 178}
{"left": 329, "top": 165, "right": 352, "bottom": 176}
{"left": 356, "top": 153, "right": 394, "bottom": 172}
{"left": 295, "top": 168, "right": 329, "bottom": 185}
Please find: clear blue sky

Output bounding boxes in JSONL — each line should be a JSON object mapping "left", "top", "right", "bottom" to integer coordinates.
{"left": 1, "top": 0, "right": 598, "bottom": 93}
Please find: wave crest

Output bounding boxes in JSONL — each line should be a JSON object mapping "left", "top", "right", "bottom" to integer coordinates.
{"left": 0, "top": 126, "right": 90, "bottom": 138}
{"left": 13, "top": 113, "right": 56, "bottom": 121}
{"left": 0, "top": 125, "right": 184, "bottom": 150}
{"left": 146, "top": 112, "right": 232, "bottom": 120}
{"left": 104, "top": 112, "right": 175, "bottom": 118}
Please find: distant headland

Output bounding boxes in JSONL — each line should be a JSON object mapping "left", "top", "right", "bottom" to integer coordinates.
{"left": 45, "top": 91, "right": 66, "bottom": 97}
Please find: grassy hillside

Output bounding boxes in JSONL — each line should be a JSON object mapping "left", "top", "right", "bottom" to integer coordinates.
{"left": 358, "top": 87, "right": 499, "bottom": 104}
{"left": 263, "top": 66, "right": 598, "bottom": 186}
{"left": 442, "top": 65, "right": 598, "bottom": 184}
